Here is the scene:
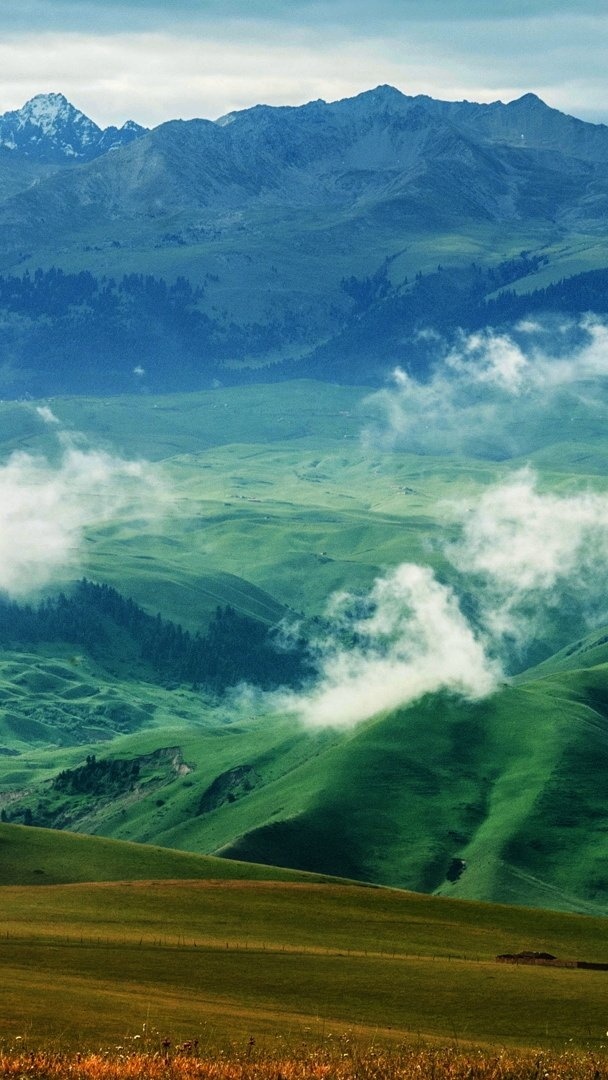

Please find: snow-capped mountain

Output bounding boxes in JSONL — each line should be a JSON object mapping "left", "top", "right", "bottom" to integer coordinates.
{"left": 0, "top": 93, "right": 147, "bottom": 163}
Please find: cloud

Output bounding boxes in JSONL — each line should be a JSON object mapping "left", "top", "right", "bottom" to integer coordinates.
{"left": 0, "top": 439, "right": 163, "bottom": 598}
{"left": 276, "top": 562, "right": 500, "bottom": 729}
{"left": 1, "top": 8, "right": 608, "bottom": 126}
{"left": 0, "top": 32, "right": 410, "bottom": 127}
{"left": 35, "top": 405, "right": 60, "bottom": 424}
{"left": 448, "top": 467, "right": 608, "bottom": 648}
{"left": 276, "top": 461, "right": 608, "bottom": 729}
{"left": 365, "top": 316, "right": 608, "bottom": 460}
{"left": 3, "top": 1, "right": 605, "bottom": 33}
{"left": 277, "top": 319, "right": 608, "bottom": 729}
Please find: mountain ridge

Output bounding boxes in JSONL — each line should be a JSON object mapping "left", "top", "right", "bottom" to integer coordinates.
{"left": 0, "top": 84, "right": 606, "bottom": 391}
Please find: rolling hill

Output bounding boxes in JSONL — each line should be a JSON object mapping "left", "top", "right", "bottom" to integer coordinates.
{"left": 1, "top": 381, "right": 608, "bottom": 915}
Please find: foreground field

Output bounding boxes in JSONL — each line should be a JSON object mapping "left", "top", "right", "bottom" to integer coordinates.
{"left": 2, "top": 827, "right": 608, "bottom": 1053}
{"left": 1, "top": 1047, "right": 608, "bottom": 1080}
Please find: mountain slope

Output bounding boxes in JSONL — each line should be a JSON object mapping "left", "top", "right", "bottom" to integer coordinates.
{"left": 3, "top": 86, "right": 607, "bottom": 237}
{"left": 0, "top": 380, "right": 607, "bottom": 914}
{"left": 217, "top": 662, "right": 608, "bottom": 916}
{"left": 4, "top": 639, "right": 608, "bottom": 915}
{"left": 0, "top": 86, "right": 606, "bottom": 391}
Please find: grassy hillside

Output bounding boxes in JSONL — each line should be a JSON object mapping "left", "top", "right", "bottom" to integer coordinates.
{"left": 1, "top": 824, "right": 608, "bottom": 1050}
{"left": 0, "top": 822, "right": 346, "bottom": 886}
{"left": 216, "top": 671, "right": 608, "bottom": 915}
{"left": 3, "top": 654, "right": 608, "bottom": 915}
{"left": 2, "top": 382, "right": 608, "bottom": 913}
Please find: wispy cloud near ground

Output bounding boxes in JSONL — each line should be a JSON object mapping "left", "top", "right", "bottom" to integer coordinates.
{"left": 276, "top": 316, "right": 608, "bottom": 729}
{"left": 365, "top": 316, "right": 608, "bottom": 459}
{"left": 275, "top": 563, "right": 499, "bottom": 729}
{"left": 0, "top": 416, "right": 163, "bottom": 598}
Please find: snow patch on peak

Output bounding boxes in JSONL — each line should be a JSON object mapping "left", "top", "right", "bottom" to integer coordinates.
{"left": 0, "top": 92, "right": 146, "bottom": 161}
{"left": 19, "top": 92, "right": 96, "bottom": 136}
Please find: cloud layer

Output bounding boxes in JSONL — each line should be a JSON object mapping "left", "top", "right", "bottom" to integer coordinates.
{"left": 0, "top": 6, "right": 607, "bottom": 126}
{"left": 0, "top": 434, "right": 161, "bottom": 598}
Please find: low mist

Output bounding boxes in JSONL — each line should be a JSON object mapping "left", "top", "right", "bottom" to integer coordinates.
{"left": 279, "top": 315, "right": 608, "bottom": 728}
{"left": 365, "top": 315, "right": 608, "bottom": 459}
{"left": 0, "top": 413, "right": 164, "bottom": 598}
{"left": 275, "top": 563, "right": 500, "bottom": 729}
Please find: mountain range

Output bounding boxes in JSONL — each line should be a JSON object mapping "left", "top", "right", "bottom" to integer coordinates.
{"left": 0, "top": 86, "right": 607, "bottom": 392}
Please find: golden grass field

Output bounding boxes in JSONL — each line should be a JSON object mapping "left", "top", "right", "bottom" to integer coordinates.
{"left": 3, "top": 872, "right": 608, "bottom": 1053}
{"left": 1, "top": 1045, "right": 608, "bottom": 1080}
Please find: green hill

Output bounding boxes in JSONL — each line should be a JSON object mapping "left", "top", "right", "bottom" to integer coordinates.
{"left": 0, "top": 821, "right": 346, "bottom": 886}
{"left": 3, "top": 652, "right": 608, "bottom": 915}
{"left": 2, "top": 382, "right": 608, "bottom": 914}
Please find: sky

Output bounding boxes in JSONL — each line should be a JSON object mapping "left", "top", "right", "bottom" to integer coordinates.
{"left": 0, "top": 1, "right": 606, "bottom": 129}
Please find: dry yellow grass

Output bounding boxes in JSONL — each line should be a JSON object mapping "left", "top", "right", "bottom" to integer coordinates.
{"left": 1, "top": 1046, "right": 608, "bottom": 1080}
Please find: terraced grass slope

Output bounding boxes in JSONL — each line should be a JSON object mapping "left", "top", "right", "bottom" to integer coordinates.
{"left": 1, "top": 824, "right": 608, "bottom": 1051}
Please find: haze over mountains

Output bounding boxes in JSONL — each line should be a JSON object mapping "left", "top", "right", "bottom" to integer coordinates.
{"left": 0, "top": 86, "right": 607, "bottom": 393}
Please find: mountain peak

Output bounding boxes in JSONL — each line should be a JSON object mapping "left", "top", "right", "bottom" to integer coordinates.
{"left": 348, "top": 84, "right": 408, "bottom": 108}
{"left": 18, "top": 92, "right": 101, "bottom": 143}
{"left": 0, "top": 93, "right": 147, "bottom": 163}
{"left": 509, "top": 92, "right": 547, "bottom": 109}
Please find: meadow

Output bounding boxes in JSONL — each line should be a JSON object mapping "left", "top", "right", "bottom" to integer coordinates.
{"left": 1, "top": 826, "right": 608, "bottom": 1055}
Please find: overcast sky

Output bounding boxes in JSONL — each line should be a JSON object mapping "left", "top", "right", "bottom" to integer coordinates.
{"left": 1, "top": 1, "right": 606, "bottom": 128}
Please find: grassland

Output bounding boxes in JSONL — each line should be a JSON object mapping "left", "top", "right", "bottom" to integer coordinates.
{"left": 2, "top": 380, "right": 608, "bottom": 1067}
{"left": 2, "top": 825, "right": 608, "bottom": 1052}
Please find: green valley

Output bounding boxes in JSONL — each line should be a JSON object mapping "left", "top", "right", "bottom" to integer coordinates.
{"left": 1, "top": 379, "right": 608, "bottom": 915}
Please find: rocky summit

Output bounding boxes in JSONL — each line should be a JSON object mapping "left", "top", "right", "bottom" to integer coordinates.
{"left": 0, "top": 92, "right": 147, "bottom": 163}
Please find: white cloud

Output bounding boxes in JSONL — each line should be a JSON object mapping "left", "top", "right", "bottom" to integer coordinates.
{"left": 0, "top": 32, "right": 411, "bottom": 127}
{"left": 35, "top": 405, "right": 60, "bottom": 424}
{"left": 0, "top": 442, "right": 162, "bottom": 598}
{"left": 280, "top": 317, "right": 608, "bottom": 729}
{"left": 448, "top": 467, "right": 608, "bottom": 645}
{"left": 277, "top": 563, "right": 499, "bottom": 729}
{"left": 365, "top": 316, "right": 608, "bottom": 459}
{"left": 276, "top": 461, "right": 608, "bottom": 729}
